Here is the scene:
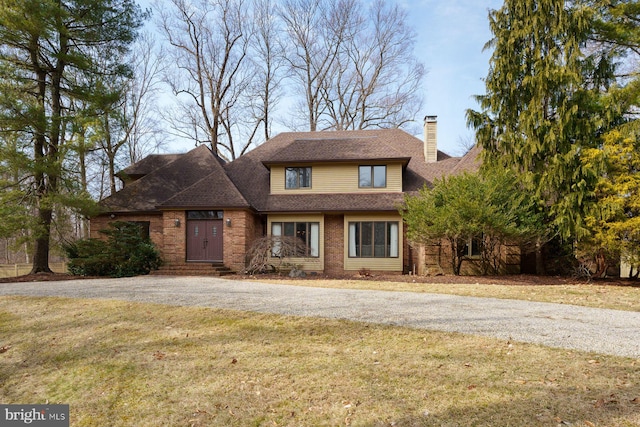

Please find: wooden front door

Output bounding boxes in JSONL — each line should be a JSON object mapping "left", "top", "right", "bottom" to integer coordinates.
{"left": 186, "top": 219, "right": 223, "bottom": 262}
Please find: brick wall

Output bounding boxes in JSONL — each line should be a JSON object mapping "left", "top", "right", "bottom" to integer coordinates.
{"left": 91, "top": 210, "right": 260, "bottom": 272}
{"left": 90, "top": 213, "right": 164, "bottom": 250}
{"left": 418, "top": 239, "right": 521, "bottom": 275}
{"left": 324, "top": 214, "right": 344, "bottom": 275}
{"left": 223, "top": 210, "right": 263, "bottom": 272}
{"left": 162, "top": 211, "right": 186, "bottom": 265}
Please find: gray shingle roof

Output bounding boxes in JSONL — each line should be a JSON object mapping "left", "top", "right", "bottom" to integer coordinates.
{"left": 226, "top": 129, "right": 458, "bottom": 212}
{"left": 100, "top": 128, "right": 479, "bottom": 215}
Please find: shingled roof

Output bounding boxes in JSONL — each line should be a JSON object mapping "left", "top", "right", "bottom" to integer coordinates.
{"left": 116, "top": 153, "right": 182, "bottom": 183}
{"left": 101, "top": 128, "right": 481, "bottom": 215}
{"left": 225, "top": 129, "right": 461, "bottom": 212}
{"left": 261, "top": 136, "right": 411, "bottom": 165}
{"left": 100, "top": 145, "right": 238, "bottom": 213}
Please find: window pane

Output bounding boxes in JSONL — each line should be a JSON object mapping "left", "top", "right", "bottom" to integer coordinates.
{"left": 310, "top": 223, "right": 319, "bottom": 257}
{"left": 283, "top": 222, "right": 295, "bottom": 236}
{"left": 300, "top": 167, "right": 311, "bottom": 188}
{"left": 296, "top": 222, "right": 307, "bottom": 255}
{"left": 361, "top": 222, "right": 373, "bottom": 257}
{"left": 271, "top": 223, "right": 282, "bottom": 256}
{"left": 374, "top": 222, "right": 386, "bottom": 257}
{"left": 285, "top": 168, "right": 298, "bottom": 188}
{"left": 471, "top": 237, "right": 482, "bottom": 256}
{"left": 359, "top": 166, "right": 372, "bottom": 187}
{"left": 373, "top": 166, "right": 386, "bottom": 187}
{"left": 349, "top": 223, "right": 358, "bottom": 257}
{"left": 388, "top": 222, "right": 399, "bottom": 257}
{"left": 187, "top": 210, "right": 223, "bottom": 219}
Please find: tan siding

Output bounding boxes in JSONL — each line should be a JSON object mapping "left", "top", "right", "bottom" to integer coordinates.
{"left": 343, "top": 213, "right": 403, "bottom": 272}
{"left": 271, "top": 163, "right": 403, "bottom": 194}
{"left": 267, "top": 214, "right": 324, "bottom": 271}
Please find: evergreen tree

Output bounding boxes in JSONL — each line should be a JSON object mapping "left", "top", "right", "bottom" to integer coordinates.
{"left": 466, "top": 0, "right": 614, "bottom": 242}
{"left": 0, "top": 0, "right": 146, "bottom": 273}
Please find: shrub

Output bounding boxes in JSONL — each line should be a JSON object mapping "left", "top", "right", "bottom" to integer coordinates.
{"left": 65, "top": 221, "right": 162, "bottom": 277}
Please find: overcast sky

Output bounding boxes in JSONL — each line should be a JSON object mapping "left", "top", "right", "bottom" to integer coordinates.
{"left": 408, "top": 0, "right": 503, "bottom": 156}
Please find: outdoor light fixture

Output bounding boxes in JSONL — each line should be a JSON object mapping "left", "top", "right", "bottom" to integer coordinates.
{"left": 226, "top": 218, "right": 232, "bottom": 227}
{"left": 174, "top": 219, "right": 181, "bottom": 227}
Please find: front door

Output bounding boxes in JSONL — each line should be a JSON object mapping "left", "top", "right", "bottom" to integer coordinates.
{"left": 186, "top": 219, "right": 223, "bottom": 262}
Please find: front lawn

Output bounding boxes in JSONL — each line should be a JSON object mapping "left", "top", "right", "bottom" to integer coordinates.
{"left": 1, "top": 296, "right": 638, "bottom": 426}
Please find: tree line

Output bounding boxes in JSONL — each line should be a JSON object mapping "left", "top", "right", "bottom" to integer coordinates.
{"left": 404, "top": 0, "right": 640, "bottom": 276}
{"left": 0, "top": 0, "right": 425, "bottom": 273}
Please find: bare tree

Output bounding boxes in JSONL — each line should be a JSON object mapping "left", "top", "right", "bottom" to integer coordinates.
{"left": 157, "top": 0, "right": 253, "bottom": 160}
{"left": 278, "top": 0, "right": 347, "bottom": 131}
{"left": 124, "top": 32, "right": 167, "bottom": 164}
{"left": 78, "top": 32, "right": 165, "bottom": 196}
{"left": 279, "top": 0, "right": 424, "bottom": 131}
{"left": 322, "top": 0, "right": 425, "bottom": 130}
{"left": 243, "top": 0, "right": 286, "bottom": 146}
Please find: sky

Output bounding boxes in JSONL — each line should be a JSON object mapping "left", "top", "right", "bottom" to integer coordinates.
{"left": 407, "top": 0, "right": 503, "bottom": 156}
{"left": 154, "top": 0, "right": 505, "bottom": 157}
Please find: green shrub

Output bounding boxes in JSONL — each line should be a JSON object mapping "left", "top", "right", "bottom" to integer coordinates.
{"left": 65, "top": 221, "right": 162, "bottom": 277}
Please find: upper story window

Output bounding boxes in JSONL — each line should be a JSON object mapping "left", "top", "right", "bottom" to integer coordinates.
{"left": 285, "top": 167, "right": 311, "bottom": 189}
{"left": 359, "top": 165, "right": 386, "bottom": 188}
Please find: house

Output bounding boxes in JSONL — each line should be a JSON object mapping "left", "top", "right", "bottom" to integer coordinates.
{"left": 91, "top": 117, "right": 496, "bottom": 276}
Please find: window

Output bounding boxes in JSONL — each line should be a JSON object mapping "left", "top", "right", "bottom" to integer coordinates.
{"left": 128, "top": 221, "right": 150, "bottom": 240}
{"left": 271, "top": 222, "right": 319, "bottom": 257}
{"left": 285, "top": 167, "right": 312, "bottom": 189}
{"left": 359, "top": 165, "right": 386, "bottom": 188}
{"left": 348, "top": 221, "right": 399, "bottom": 258}
{"left": 463, "top": 236, "right": 482, "bottom": 257}
{"left": 187, "top": 210, "right": 223, "bottom": 219}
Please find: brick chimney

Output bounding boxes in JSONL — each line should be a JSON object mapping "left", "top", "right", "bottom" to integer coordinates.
{"left": 424, "top": 115, "right": 437, "bottom": 163}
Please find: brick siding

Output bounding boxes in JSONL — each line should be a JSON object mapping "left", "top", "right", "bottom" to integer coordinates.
{"left": 324, "top": 214, "right": 344, "bottom": 275}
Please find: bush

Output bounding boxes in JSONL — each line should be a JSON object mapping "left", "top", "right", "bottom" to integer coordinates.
{"left": 65, "top": 221, "right": 162, "bottom": 277}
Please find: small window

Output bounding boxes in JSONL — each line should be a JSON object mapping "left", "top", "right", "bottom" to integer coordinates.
{"left": 285, "top": 167, "right": 312, "bottom": 189}
{"left": 187, "top": 211, "right": 223, "bottom": 219}
{"left": 463, "top": 236, "right": 482, "bottom": 257}
{"left": 127, "top": 221, "right": 150, "bottom": 240}
{"left": 359, "top": 165, "right": 386, "bottom": 188}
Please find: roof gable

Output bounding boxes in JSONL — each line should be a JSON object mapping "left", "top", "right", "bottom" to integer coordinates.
{"left": 100, "top": 145, "right": 237, "bottom": 213}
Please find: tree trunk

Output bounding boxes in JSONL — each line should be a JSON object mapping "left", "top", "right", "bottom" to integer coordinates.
{"left": 535, "top": 237, "right": 545, "bottom": 275}
{"left": 31, "top": 207, "right": 53, "bottom": 274}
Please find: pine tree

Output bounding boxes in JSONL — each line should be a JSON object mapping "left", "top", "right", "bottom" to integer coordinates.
{"left": 0, "top": 0, "right": 146, "bottom": 273}
{"left": 467, "top": 0, "right": 612, "bottom": 242}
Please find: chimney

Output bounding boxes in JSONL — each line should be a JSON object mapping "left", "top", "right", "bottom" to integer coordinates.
{"left": 424, "top": 115, "right": 437, "bottom": 163}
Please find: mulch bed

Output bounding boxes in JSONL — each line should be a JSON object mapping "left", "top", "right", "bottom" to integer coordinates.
{"left": 1, "top": 271, "right": 638, "bottom": 287}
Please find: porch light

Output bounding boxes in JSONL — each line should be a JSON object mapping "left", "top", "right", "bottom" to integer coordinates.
{"left": 174, "top": 218, "right": 181, "bottom": 227}
{"left": 226, "top": 218, "right": 232, "bottom": 227}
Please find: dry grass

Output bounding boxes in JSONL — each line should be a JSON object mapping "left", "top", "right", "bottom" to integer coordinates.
{"left": 251, "top": 278, "right": 640, "bottom": 312}
{"left": 1, "top": 296, "right": 639, "bottom": 426}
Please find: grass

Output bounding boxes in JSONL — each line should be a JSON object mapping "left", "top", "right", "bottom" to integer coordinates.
{"left": 1, "top": 296, "right": 639, "bottom": 426}
{"left": 251, "top": 278, "right": 640, "bottom": 312}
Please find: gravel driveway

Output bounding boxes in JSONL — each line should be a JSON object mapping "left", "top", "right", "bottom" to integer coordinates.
{"left": 1, "top": 275, "right": 638, "bottom": 358}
